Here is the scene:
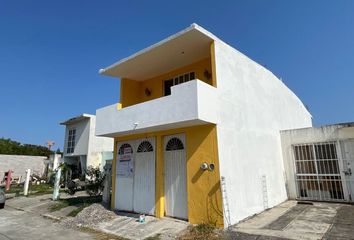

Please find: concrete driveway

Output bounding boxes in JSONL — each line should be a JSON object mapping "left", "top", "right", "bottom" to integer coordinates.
{"left": 231, "top": 201, "right": 354, "bottom": 240}
{"left": 0, "top": 206, "right": 94, "bottom": 240}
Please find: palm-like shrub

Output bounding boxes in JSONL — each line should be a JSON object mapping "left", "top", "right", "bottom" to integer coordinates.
{"left": 85, "top": 166, "right": 105, "bottom": 196}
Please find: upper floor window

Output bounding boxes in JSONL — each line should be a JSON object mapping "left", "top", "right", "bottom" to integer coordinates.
{"left": 67, "top": 129, "right": 76, "bottom": 154}
{"left": 164, "top": 72, "right": 195, "bottom": 96}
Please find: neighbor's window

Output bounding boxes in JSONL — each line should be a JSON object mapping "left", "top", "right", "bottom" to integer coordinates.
{"left": 163, "top": 72, "right": 195, "bottom": 96}
{"left": 67, "top": 129, "right": 76, "bottom": 153}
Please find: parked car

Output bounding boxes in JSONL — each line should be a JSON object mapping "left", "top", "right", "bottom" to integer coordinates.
{"left": 0, "top": 186, "right": 5, "bottom": 209}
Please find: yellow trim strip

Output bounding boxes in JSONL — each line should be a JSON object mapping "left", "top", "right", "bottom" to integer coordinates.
{"left": 111, "top": 141, "right": 117, "bottom": 209}
{"left": 210, "top": 41, "right": 217, "bottom": 87}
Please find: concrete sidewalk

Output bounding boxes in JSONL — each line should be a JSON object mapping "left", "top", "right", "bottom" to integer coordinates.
{"left": 6, "top": 193, "right": 190, "bottom": 240}
{"left": 231, "top": 200, "right": 354, "bottom": 240}
{"left": 5, "top": 192, "right": 88, "bottom": 220}
{"left": 96, "top": 212, "right": 189, "bottom": 240}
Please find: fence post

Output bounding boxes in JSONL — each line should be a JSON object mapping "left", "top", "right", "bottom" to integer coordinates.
{"left": 5, "top": 170, "right": 13, "bottom": 191}
{"left": 102, "top": 164, "right": 112, "bottom": 207}
{"left": 23, "top": 169, "right": 31, "bottom": 196}
{"left": 53, "top": 167, "right": 61, "bottom": 201}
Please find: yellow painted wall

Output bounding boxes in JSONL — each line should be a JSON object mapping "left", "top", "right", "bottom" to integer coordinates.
{"left": 120, "top": 57, "right": 213, "bottom": 108}
{"left": 111, "top": 124, "right": 224, "bottom": 227}
{"left": 119, "top": 78, "right": 141, "bottom": 108}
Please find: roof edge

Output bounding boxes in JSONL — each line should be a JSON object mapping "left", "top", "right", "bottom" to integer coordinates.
{"left": 99, "top": 23, "right": 217, "bottom": 76}
{"left": 60, "top": 113, "right": 94, "bottom": 125}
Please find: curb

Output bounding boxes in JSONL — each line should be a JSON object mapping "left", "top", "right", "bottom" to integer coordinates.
{"left": 42, "top": 213, "right": 62, "bottom": 221}
{"left": 5, "top": 193, "right": 16, "bottom": 199}
{"left": 6, "top": 202, "right": 63, "bottom": 222}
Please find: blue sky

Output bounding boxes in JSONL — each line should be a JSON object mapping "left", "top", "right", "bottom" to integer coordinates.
{"left": 0, "top": 1, "right": 353, "bottom": 150}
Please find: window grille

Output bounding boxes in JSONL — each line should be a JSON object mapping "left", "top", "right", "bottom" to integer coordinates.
{"left": 166, "top": 138, "right": 184, "bottom": 151}
{"left": 118, "top": 143, "right": 133, "bottom": 155}
{"left": 137, "top": 141, "right": 154, "bottom": 152}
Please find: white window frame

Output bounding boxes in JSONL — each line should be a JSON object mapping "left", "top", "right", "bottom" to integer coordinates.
{"left": 67, "top": 128, "right": 76, "bottom": 154}
{"left": 163, "top": 71, "right": 196, "bottom": 96}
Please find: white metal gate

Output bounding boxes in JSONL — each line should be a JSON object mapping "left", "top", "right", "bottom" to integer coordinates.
{"left": 293, "top": 140, "right": 354, "bottom": 202}
{"left": 133, "top": 138, "right": 156, "bottom": 215}
{"left": 115, "top": 138, "right": 156, "bottom": 214}
{"left": 164, "top": 134, "right": 188, "bottom": 220}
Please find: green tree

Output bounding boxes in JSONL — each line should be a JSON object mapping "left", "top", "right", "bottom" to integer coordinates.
{"left": 0, "top": 138, "right": 53, "bottom": 156}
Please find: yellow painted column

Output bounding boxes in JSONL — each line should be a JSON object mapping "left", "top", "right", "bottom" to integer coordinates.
{"left": 111, "top": 140, "right": 117, "bottom": 209}
{"left": 210, "top": 41, "right": 217, "bottom": 87}
{"left": 155, "top": 135, "right": 164, "bottom": 217}
{"left": 185, "top": 125, "right": 224, "bottom": 227}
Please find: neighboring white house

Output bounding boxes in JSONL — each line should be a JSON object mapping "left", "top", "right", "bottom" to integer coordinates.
{"left": 95, "top": 24, "right": 312, "bottom": 227}
{"left": 281, "top": 122, "right": 354, "bottom": 203}
{"left": 60, "top": 114, "right": 113, "bottom": 178}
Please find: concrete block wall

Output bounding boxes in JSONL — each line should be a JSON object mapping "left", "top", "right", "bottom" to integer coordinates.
{"left": 0, "top": 154, "right": 47, "bottom": 181}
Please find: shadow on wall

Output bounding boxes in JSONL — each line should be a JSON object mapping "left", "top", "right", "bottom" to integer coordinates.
{"left": 207, "top": 180, "right": 223, "bottom": 225}
{"left": 187, "top": 125, "right": 223, "bottom": 227}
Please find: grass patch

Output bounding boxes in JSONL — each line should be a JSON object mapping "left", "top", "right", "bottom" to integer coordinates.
{"left": 49, "top": 195, "right": 102, "bottom": 213}
{"left": 5, "top": 185, "right": 23, "bottom": 194}
{"left": 6, "top": 183, "right": 65, "bottom": 197}
{"left": 30, "top": 183, "right": 53, "bottom": 192}
{"left": 178, "top": 224, "right": 222, "bottom": 240}
{"left": 49, "top": 201, "right": 70, "bottom": 212}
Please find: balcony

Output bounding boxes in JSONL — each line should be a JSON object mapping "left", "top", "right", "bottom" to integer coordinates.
{"left": 96, "top": 80, "right": 218, "bottom": 137}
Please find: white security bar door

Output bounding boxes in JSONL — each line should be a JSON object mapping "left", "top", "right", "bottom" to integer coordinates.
{"left": 293, "top": 142, "right": 345, "bottom": 201}
{"left": 340, "top": 139, "right": 354, "bottom": 201}
{"left": 115, "top": 141, "right": 135, "bottom": 211}
{"left": 133, "top": 138, "right": 156, "bottom": 215}
{"left": 164, "top": 134, "right": 188, "bottom": 220}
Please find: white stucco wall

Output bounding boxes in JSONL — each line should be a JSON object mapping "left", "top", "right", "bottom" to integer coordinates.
{"left": 95, "top": 80, "right": 218, "bottom": 137}
{"left": 280, "top": 124, "right": 354, "bottom": 199}
{"left": 213, "top": 40, "right": 313, "bottom": 225}
{"left": 87, "top": 116, "right": 114, "bottom": 167}
{"left": 87, "top": 116, "right": 113, "bottom": 168}
{"left": 63, "top": 118, "right": 90, "bottom": 156}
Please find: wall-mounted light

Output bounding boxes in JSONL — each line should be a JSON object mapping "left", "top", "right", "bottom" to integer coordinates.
{"left": 200, "top": 162, "right": 208, "bottom": 170}
{"left": 145, "top": 88, "right": 151, "bottom": 96}
{"left": 200, "top": 162, "right": 215, "bottom": 172}
{"left": 204, "top": 69, "right": 212, "bottom": 80}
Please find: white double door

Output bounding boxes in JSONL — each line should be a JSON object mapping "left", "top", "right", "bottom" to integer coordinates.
{"left": 164, "top": 134, "right": 188, "bottom": 220}
{"left": 115, "top": 138, "right": 155, "bottom": 215}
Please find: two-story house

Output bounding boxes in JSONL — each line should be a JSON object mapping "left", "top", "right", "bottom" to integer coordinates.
{"left": 95, "top": 24, "right": 312, "bottom": 227}
{"left": 61, "top": 114, "right": 113, "bottom": 178}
